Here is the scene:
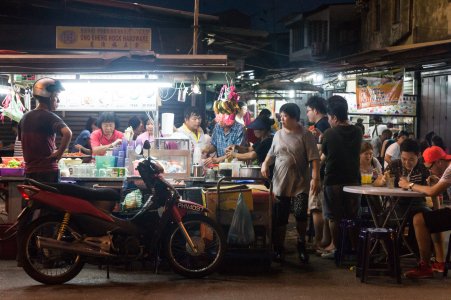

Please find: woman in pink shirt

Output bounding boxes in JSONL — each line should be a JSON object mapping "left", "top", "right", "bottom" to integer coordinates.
{"left": 91, "top": 112, "right": 124, "bottom": 156}
{"left": 135, "top": 117, "right": 155, "bottom": 148}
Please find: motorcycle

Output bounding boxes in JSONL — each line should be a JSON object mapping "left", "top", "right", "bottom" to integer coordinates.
{"left": 15, "top": 149, "right": 225, "bottom": 285}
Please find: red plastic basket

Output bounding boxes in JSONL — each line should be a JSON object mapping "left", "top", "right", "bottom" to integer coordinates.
{"left": 0, "top": 168, "right": 25, "bottom": 177}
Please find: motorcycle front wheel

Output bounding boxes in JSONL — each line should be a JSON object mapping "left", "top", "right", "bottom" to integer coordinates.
{"left": 19, "top": 216, "right": 84, "bottom": 285}
{"left": 165, "top": 214, "right": 225, "bottom": 278}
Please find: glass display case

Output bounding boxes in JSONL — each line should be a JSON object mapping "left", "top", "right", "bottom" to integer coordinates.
{"left": 149, "top": 138, "right": 191, "bottom": 179}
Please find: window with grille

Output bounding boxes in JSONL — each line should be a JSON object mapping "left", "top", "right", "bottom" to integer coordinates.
{"left": 308, "top": 20, "right": 327, "bottom": 45}
{"left": 292, "top": 23, "right": 304, "bottom": 52}
{"left": 308, "top": 20, "right": 327, "bottom": 55}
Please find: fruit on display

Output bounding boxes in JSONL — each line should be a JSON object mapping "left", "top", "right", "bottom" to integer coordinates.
{"left": 0, "top": 158, "right": 25, "bottom": 168}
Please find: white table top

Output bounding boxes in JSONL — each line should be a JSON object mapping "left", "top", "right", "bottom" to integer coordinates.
{"left": 343, "top": 185, "right": 424, "bottom": 197}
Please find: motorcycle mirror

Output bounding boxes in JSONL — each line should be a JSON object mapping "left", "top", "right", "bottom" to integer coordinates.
{"left": 143, "top": 140, "right": 151, "bottom": 150}
{"left": 142, "top": 140, "right": 151, "bottom": 158}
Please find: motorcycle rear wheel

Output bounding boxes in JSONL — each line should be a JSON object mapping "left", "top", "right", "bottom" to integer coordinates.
{"left": 20, "top": 216, "right": 84, "bottom": 285}
{"left": 165, "top": 214, "right": 225, "bottom": 278}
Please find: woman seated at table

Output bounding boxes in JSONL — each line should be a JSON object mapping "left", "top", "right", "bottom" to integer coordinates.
{"left": 224, "top": 115, "right": 274, "bottom": 165}
{"left": 360, "top": 141, "right": 382, "bottom": 184}
{"left": 91, "top": 112, "right": 124, "bottom": 156}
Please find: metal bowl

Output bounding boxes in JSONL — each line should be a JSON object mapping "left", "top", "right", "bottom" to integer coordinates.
{"left": 239, "top": 166, "right": 262, "bottom": 178}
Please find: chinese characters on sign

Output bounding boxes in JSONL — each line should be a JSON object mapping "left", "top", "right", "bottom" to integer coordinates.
{"left": 356, "top": 76, "right": 403, "bottom": 109}
{"left": 56, "top": 26, "right": 152, "bottom": 51}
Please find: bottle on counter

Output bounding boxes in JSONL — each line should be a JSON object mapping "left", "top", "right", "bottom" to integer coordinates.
{"left": 206, "top": 168, "right": 215, "bottom": 181}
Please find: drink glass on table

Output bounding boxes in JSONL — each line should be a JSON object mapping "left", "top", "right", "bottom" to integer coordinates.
{"left": 386, "top": 176, "right": 395, "bottom": 189}
{"left": 361, "top": 173, "right": 372, "bottom": 185}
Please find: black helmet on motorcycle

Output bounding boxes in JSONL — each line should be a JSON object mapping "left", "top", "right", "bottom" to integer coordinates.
{"left": 32, "top": 77, "right": 65, "bottom": 105}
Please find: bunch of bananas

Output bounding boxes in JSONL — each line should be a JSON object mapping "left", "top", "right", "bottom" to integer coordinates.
{"left": 213, "top": 100, "right": 240, "bottom": 115}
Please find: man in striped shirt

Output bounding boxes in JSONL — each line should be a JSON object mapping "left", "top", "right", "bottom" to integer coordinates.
{"left": 375, "top": 139, "right": 430, "bottom": 212}
{"left": 373, "top": 139, "right": 432, "bottom": 254}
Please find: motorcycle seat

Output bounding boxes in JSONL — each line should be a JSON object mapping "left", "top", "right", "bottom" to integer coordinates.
{"left": 25, "top": 179, "right": 120, "bottom": 203}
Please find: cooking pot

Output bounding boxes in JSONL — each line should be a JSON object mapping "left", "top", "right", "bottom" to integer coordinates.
{"left": 239, "top": 166, "right": 262, "bottom": 178}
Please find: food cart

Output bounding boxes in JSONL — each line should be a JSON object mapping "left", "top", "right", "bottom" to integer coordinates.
{"left": 202, "top": 176, "right": 273, "bottom": 267}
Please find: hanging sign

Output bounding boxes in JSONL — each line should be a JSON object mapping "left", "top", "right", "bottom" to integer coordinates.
{"left": 335, "top": 93, "right": 417, "bottom": 116}
{"left": 356, "top": 76, "right": 403, "bottom": 109}
{"left": 56, "top": 26, "right": 151, "bottom": 51}
{"left": 57, "top": 82, "right": 158, "bottom": 111}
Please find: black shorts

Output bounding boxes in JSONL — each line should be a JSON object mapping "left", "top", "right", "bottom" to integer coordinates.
{"left": 273, "top": 193, "right": 308, "bottom": 226}
{"left": 422, "top": 207, "right": 451, "bottom": 233}
{"left": 323, "top": 184, "right": 361, "bottom": 221}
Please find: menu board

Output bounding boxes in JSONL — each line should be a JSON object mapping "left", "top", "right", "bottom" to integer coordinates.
{"left": 57, "top": 82, "right": 158, "bottom": 111}
{"left": 356, "top": 76, "right": 403, "bottom": 109}
{"left": 335, "top": 93, "right": 417, "bottom": 116}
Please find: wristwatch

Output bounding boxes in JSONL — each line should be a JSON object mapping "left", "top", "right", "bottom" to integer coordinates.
{"left": 408, "top": 182, "right": 415, "bottom": 191}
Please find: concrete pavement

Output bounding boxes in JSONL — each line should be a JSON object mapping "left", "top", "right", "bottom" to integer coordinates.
{"left": 1, "top": 248, "right": 451, "bottom": 300}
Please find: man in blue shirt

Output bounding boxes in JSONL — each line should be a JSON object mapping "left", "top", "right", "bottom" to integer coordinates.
{"left": 203, "top": 115, "right": 246, "bottom": 164}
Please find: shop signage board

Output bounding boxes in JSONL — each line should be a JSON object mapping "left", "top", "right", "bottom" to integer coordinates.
{"left": 56, "top": 26, "right": 151, "bottom": 50}
{"left": 57, "top": 82, "right": 158, "bottom": 111}
{"left": 336, "top": 93, "right": 417, "bottom": 116}
{"left": 356, "top": 76, "right": 403, "bottom": 109}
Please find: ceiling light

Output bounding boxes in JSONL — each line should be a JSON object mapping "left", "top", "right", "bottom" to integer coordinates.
{"left": 192, "top": 83, "right": 201, "bottom": 94}
{"left": 422, "top": 62, "right": 446, "bottom": 69}
{"left": 191, "top": 76, "right": 201, "bottom": 94}
{"left": 314, "top": 73, "right": 324, "bottom": 84}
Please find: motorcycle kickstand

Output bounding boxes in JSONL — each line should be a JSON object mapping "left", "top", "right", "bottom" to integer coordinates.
{"left": 107, "top": 264, "right": 110, "bottom": 279}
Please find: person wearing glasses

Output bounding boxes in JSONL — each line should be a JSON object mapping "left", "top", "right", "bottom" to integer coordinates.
{"left": 399, "top": 146, "right": 451, "bottom": 278}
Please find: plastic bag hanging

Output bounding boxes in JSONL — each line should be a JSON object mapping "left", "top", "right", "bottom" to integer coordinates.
{"left": 24, "top": 89, "right": 31, "bottom": 111}
{"left": 177, "top": 82, "right": 187, "bottom": 102}
{"left": 1, "top": 90, "right": 25, "bottom": 122}
{"left": 227, "top": 193, "right": 255, "bottom": 246}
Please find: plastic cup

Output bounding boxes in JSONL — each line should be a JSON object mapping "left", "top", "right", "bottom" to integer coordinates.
{"left": 386, "top": 176, "right": 395, "bottom": 189}
{"left": 361, "top": 173, "right": 372, "bottom": 185}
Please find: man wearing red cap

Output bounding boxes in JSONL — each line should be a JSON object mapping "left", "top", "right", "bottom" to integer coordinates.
{"left": 399, "top": 146, "right": 451, "bottom": 279}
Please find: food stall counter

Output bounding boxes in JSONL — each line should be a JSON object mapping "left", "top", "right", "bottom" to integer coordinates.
{"left": 60, "top": 176, "right": 125, "bottom": 190}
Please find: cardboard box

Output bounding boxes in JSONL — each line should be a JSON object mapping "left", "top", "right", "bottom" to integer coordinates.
{"left": 202, "top": 185, "right": 254, "bottom": 211}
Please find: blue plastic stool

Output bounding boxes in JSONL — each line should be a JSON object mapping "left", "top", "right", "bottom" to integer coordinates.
{"left": 338, "top": 219, "right": 372, "bottom": 266}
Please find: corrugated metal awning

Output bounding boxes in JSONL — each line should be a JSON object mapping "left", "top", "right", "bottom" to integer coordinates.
{"left": 0, "top": 51, "right": 233, "bottom": 74}
{"left": 323, "top": 39, "right": 451, "bottom": 74}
